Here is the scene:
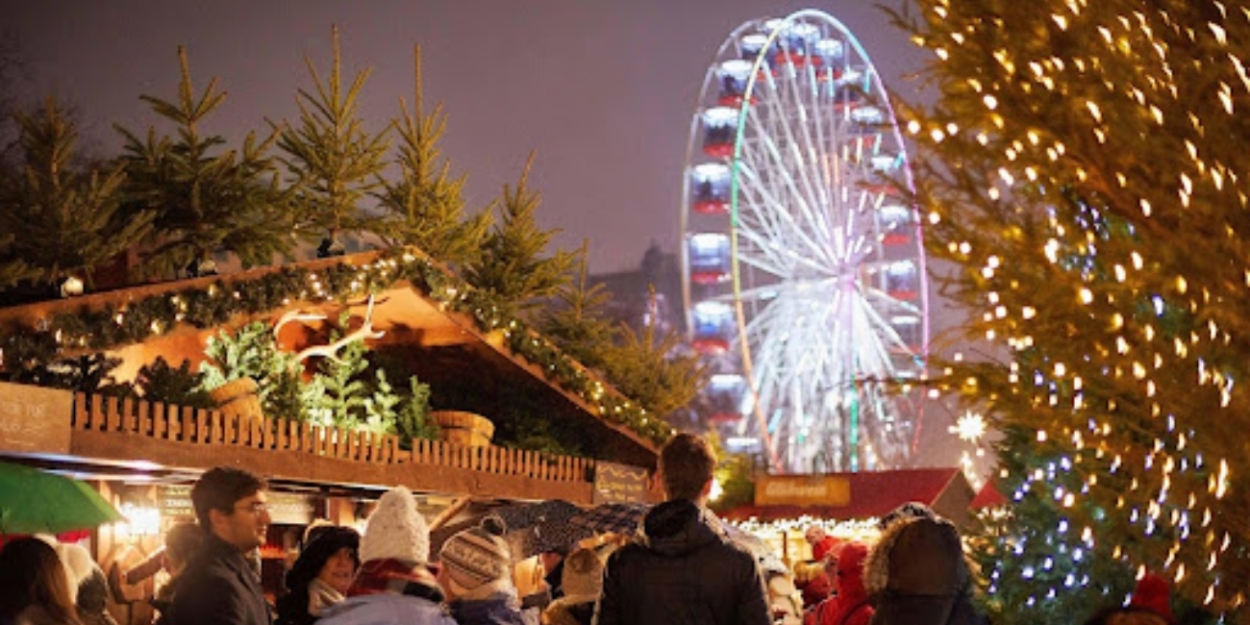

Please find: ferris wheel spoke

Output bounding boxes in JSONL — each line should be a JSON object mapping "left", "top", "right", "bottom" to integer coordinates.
{"left": 736, "top": 162, "right": 841, "bottom": 268}
{"left": 736, "top": 225, "right": 834, "bottom": 279}
{"left": 741, "top": 106, "right": 827, "bottom": 235}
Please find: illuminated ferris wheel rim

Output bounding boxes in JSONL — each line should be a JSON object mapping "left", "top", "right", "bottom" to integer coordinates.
{"left": 678, "top": 9, "right": 930, "bottom": 472}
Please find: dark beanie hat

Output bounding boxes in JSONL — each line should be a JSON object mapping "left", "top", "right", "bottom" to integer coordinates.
{"left": 285, "top": 526, "right": 361, "bottom": 592}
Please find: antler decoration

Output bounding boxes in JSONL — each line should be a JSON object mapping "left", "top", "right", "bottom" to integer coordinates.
{"left": 275, "top": 295, "right": 386, "bottom": 367}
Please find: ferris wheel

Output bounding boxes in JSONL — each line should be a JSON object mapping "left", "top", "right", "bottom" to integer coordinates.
{"left": 679, "top": 9, "right": 929, "bottom": 474}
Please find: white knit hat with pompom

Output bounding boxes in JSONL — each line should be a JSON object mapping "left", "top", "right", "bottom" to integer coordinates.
{"left": 358, "top": 486, "right": 430, "bottom": 565}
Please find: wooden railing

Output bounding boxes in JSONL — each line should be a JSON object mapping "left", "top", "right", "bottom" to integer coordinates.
{"left": 70, "top": 393, "right": 594, "bottom": 483}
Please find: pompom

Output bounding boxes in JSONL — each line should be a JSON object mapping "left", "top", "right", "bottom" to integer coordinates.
{"left": 481, "top": 514, "right": 507, "bottom": 536}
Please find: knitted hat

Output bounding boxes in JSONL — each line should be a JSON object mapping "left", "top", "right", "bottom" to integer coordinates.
{"left": 285, "top": 525, "right": 360, "bottom": 592}
{"left": 1130, "top": 573, "right": 1174, "bottom": 624}
{"left": 560, "top": 548, "right": 603, "bottom": 601}
{"left": 439, "top": 515, "right": 513, "bottom": 591}
{"left": 359, "top": 487, "right": 430, "bottom": 565}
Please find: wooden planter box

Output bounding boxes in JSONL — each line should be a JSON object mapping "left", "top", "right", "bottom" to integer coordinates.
{"left": 431, "top": 410, "right": 495, "bottom": 448}
{"left": 207, "top": 378, "right": 264, "bottom": 424}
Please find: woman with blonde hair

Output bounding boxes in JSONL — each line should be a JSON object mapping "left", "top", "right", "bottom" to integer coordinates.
{"left": 0, "top": 537, "right": 83, "bottom": 625}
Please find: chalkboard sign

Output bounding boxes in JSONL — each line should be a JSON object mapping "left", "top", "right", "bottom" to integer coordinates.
{"left": 593, "top": 461, "right": 650, "bottom": 505}
{"left": 0, "top": 381, "right": 72, "bottom": 455}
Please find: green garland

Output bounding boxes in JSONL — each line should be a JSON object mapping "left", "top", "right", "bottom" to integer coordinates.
{"left": 0, "top": 248, "right": 672, "bottom": 445}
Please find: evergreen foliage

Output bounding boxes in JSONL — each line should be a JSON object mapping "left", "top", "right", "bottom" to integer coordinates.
{"left": 536, "top": 242, "right": 617, "bottom": 370}
{"left": 463, "top": 152, "right": 576, "bottom": 318}
{"left": 117, "top": 47, "right": 294, "bottom": 278}
{"left": 373, "top": 45, "right": 491, "bottom": 266}
{"left": 706, "top": 431, "right": 757, "bottom": 514}
{"left": 0, "top": 100, "right": 153, "bottom": 293}
{"left": 199, "top": 320, "right": 305, "bottom": 420}
{"left": 0, "top": 233, "right": 36, "bottom": 289}
{"left": 891, "top": 1, "right": 1249, "bottom": 622}
{"left": 3, "top": 352, "right": 131, "bottom": 396}
{"left": 136, "top": 357, "right": 213, "bottom": 408}
{"left": 599, "top": 313, "right": 705, "bottom": 420}
{"left": 197, "top": 314, "right": 435, "bottom": 446}
{"left": 275, "top": 26, "right": 390, "bottom": 249}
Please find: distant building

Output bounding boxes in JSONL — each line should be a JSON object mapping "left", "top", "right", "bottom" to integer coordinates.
{"left": 589, "top": 241, "right": 684, "bottom": 337}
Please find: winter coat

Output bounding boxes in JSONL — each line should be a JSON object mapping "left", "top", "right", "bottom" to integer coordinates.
{"left": 318, "top": 593, "right": 457, "bottom": 625}
{"left": 863, "top": 517, "right": 984, "bottom": 625}
{"left": 595, "top": 499, "right": 772, "bottom": 625}
{"left": 808, "top": 544, "right": 872, "bottom": 625}
{"left": 170, "top": 534, "right": 271, "bottom": 625}
{"left": 449, "top": 591, "right": 529, "bottom": 625}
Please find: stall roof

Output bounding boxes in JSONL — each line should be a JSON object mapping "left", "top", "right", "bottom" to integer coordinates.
{"left": 0, "top": 250, "right": 659, "bottom": 470}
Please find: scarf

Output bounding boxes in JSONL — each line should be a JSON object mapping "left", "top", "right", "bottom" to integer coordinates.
{"left": 308, "top": 578, "right": 345, "bottom": 616}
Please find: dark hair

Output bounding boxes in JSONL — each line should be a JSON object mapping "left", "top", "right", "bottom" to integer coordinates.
{"left": 659, "top": 433, "right": 716, "bottom": 501}
{"left": 191, "top": 466, "right": 266, "bottom": 529}
{"left": 0, "top": 537, "right": 82, "bottom": 625}
{"left": 276, "top": 527, "right": 360, "bottom": 625}
{"left": 165, "top": 521, "right": 204, "bottom": 566}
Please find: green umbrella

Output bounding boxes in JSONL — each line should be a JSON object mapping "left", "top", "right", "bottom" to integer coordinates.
{"left": 0, "top": 460, "right": 125, "bottom": 535}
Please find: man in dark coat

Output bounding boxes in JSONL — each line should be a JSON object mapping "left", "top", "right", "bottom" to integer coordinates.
{"left": 171, "top": 466, "right": 273, "bottom": 625}
{"left": 594, "top": 433, "right": 771, "bottom": 625}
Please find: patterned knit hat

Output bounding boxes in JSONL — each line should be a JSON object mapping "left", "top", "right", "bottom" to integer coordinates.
{"left": 359, "top": 486, "right": 430, "bottom": 565}
{"left": 560, "top": 547, "right": 604, "bottom": 601}
{"left": 439, "top": 515, "right": 512, "bottom": 591}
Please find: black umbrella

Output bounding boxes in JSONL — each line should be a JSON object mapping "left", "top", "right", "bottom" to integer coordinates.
{"left": 568, "top": 502, "right": 651, "bottom": 537}
{"left": 430, "top": 499, "right": 584, "bottom": 559}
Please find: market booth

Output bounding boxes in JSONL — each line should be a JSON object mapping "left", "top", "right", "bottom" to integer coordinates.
{"left": 722, "top": 467, "right": 977, "bottom": 567}
{"left": 0, "top": 250, "right": 661, "bottom": 624}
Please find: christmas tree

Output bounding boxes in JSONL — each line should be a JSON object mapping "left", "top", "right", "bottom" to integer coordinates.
{"left": 373, "top": 45, "right": 491, "bottom": 267}
{"left": 0, "top": 100, "right": 153, "bottom": 296}
{"left": 536, "top": 242, "right": 617, "bottom": 370}
{"left": 118, "top": 47, "right": 294, "bottom": 278}
{"left": 891, "top": 1, "right": 1249, "bottom": 622}
{"left": 276, "top": 25, "right": 389, "bottom": 255}
{"left": 463, "top": 152, "right": 576, "bottom": 318}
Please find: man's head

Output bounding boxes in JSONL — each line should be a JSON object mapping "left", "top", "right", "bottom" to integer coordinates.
{"left": 804, "top": 525, "right": 826, "bottom": 546}
{"left": 191, "top": 466, "right": 269, "bottom": 551}
{"left": 658, "top": 433, "right": 717, "bottom": 503}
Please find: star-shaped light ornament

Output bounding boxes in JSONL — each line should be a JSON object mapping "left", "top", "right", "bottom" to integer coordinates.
{"left": 951, "top": 411, "right": 987, "bottom": 444}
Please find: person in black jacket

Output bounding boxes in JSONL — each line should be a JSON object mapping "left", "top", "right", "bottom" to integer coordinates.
{"left": 171, "top": 466, "right": 272, "bottom": 625}
{"left": 594, "top": 433, "right": 771, "bottom": 625}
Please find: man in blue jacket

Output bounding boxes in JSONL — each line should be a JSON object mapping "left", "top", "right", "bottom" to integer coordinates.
{"left": 172, "top": 466, "right": 272, "bottom": 625}
{"left": 595, "top": 433, "right": 771, "bottom": 625}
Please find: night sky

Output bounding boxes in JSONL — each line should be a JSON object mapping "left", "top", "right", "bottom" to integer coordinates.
{"left": 6, "top": 0, "right": 927, "bottom": 274}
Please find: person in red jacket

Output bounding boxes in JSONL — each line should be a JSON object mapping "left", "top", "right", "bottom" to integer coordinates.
{"left": 807, "top": 543, "right": 872, "bottom": 625}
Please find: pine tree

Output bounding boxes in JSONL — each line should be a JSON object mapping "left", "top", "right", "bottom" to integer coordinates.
{"left": 118, "top": 47, "right": 294, "bottom": 278}
{"left": 275, "top": 26, "right": 389, "bottom": 255}
{"left": 373, "top": 45, "right": 491, "bottom": 266}
{"left": 0, "top": 233, "right": 35, "bottom": 288}
{"left": 536, "top": 242, "right": 617, "bottom": 369}
{"left": 463, "top": 152, "right": 576, "bottom": 318}
{"left": 0, "top": 100, "right": 153, "bottom": 295}
{"left": 891, "top": 1, "right": 1250, "bottom": 622}
{"left": 600, "top": 310, "right": 706, "bottom": 420}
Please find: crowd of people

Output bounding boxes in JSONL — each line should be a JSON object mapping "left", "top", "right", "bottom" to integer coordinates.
{"left": 0, "top": 433, "right": 1179, "bottom": 625}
